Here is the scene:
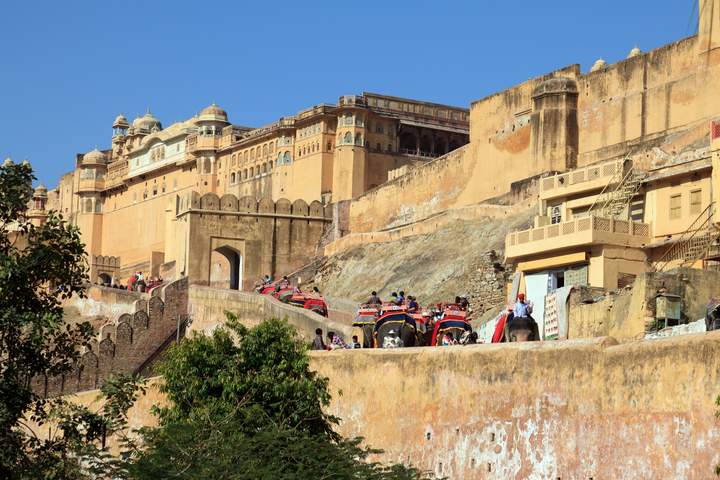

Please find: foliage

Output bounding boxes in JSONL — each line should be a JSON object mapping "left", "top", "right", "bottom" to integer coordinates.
{"left": 0, "top": 160, "right": 143, "bottom": 479}
{"left": 128, "top": 314, "right": 435, "bottom": 479}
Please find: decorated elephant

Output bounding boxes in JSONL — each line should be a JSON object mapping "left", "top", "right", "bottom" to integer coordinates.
{"left": 373, "top": 312, "right": 418, "bottom": 348}
{"left": 504, "top": 315, "right": 540, "bottom": 342}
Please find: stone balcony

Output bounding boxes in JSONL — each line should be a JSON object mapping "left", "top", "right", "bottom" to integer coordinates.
{"left": 539, "top": 158, "right": 624, "bottom": 201}
{"left": 77, "top": 178, "right": 105, "bottom": 193}
{"left": 186, "top": 134, "right": 221, "bottom": 154}
{"left": 505, "top": 215, "right": 651, "bottom": 261}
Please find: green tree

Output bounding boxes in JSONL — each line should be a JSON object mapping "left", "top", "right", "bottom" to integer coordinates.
{"left": 0, "top": 160, "right": 139, "bottom": 479}
{"left": 128, "top": 315, "right": 435, "bottom": 479}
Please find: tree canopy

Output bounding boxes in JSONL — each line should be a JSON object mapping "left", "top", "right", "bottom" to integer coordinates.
{"left": 128, "top": 315, "right": 435, "bottom": 480}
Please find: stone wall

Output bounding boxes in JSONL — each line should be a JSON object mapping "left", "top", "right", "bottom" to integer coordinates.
{"left": 50, "top": 333, "right": 720, "bottom": 479}
{"left": 187, "top": 285, "right": 353, "bottom": 341}
{"left": 35, "top": 278, "right": 188, "bottom": 397}
{"left": 569, "top": 268, "right": 720, "bottom": 340}
{"left": 312, "top": 334, "right": 720, "bottom": 479}
{"left": 63, "top": 285, "right": 144, "bottom": 332}
{"left": 465, "top": 250, "right": 513, "bottom": 317}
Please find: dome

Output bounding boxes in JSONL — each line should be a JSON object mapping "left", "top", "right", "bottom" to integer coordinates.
{"left": 132, "top": 110, "right": 162, "bottom": 132}
{"left": 590, "top": 58, "right": 607, "bottom": 72}
{"left": 82, "top": 148, "right": 107, "bottom": 164}
{"left": 198, "top": 103, "right": 228, "bottom": 122}
{"left": 113, "top": 113, "right": 129, "bottom": 128}
{"left": 627, "top": 46, "right": 641, "bottom": 59}
{"left": 34, "top": 184, "right": 48, "bottom": 197}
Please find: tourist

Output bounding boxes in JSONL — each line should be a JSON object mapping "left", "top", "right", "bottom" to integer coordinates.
{"left": 327, "top": 331, "right": 350, "bottom": 350}
{"left": 407, "top": 295, "right": 419, "bottom": 313}
{"left": 389, "top": 292, "right": 399, "bottom": 304}
{"left": 127, "top": 274, "right": 136, "bottom": 291}
{"left": 514, "top": 293, "right": 533, "bottom": 318}
{"left": 311, "top": 328, "right": 325, "bottom": 350}
{"left": 263, "top": 274, "right": 272, "bottom": 285}
{"left": 367, "top": 291, "right": 381, "bottom": 305}
{"left": 351, "top": 335, "right": 361, "bottom": 349}
{"left": 312, "top": 286, "right": 321, "bottom": 295}
{"left": 397, "top": 290, "right": 406, "bottom": 305}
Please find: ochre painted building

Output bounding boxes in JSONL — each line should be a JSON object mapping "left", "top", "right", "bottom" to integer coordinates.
{"left": 29, "top": 94, "right": 468, "bottom": 286}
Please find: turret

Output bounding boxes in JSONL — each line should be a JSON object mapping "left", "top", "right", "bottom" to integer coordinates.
{"left": 28, "top": 184, "right": 48, "bottom": 226}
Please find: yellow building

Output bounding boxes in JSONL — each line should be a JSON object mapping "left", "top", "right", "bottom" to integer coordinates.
{"left": 38, "top": 95, "right": 468, "bottom": 284}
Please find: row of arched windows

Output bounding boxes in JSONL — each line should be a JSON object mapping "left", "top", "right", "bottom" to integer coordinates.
{"left": 231, "top": 141, "right": 276, "bottom": 166}
{"left": 338, "top": 132, "right": 364, "bottom": 146}
{"left": 229, "top": 161, "right": 274, "bottom": 184}
{"left": 297, "top": 141, "right": 321, "bottom": 157}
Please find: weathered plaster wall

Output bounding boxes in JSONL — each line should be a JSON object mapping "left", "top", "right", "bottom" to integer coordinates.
{"left": 187, "top": 285, "right": 353, "bottom": 341}
{"left": 312, "top": 334, "right": 720, "bottom": 479}
{"left": 50, "top": 333, "right": 720, "bottom": 479}
{"left": 63, "top": 285, "right": 144, "bottom": 331}
{"left": 569, "top": 268, "right": 720, "bottom": 340}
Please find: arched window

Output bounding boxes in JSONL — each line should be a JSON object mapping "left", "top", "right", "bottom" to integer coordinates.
{"left": 250, "top": 167, "right": 254, "bottom": 177}
{"left": 231, "top": 154, "right": 236, "bottom": 166}
{"left": 355, "top": 133, "right": 363, "bottom": 146}
{"left": 250, "top": 149, "right": 255, "bottom": 161}
{"left": 243, "top": 169, "right": 248, "bottom": 180}
{"left": 283, "top": 151, "right": 291, "bottom": 164}
{"left": 94, "top": 200, "right": 102, "bottom": 213}
{"left": 356, "top": 115, "right": 364, "bottom": 126}
{"left": 244, "top": 151, "right": 248, "bottom": 162}
{"left": 230, "top": 172, "right": 236, "bottom": 183}
{"left": 269, "top": 142, "right": 274, "bottom": 154}
{"left": 343, "top": 132, "right": 352, "bottom": 144}
{"left": 268, "top": 161, "right": 272, "bottom": 171}
{"left": 327, "top": 141, "right": 332, "bottom": 151}
{"left": 277, "top": 152, "right": 283, "bottom": 166}
{"left": 203, "top": 158, "right": 211, "bottom": 174}
{"left": 344, "top": 113, "right": 353, "bottom": 126}
{"left": 263, "top": 145, "right": 268, "bottom": 157}
{"left": 84, "top": 198, "right": 93, "bottom": 213}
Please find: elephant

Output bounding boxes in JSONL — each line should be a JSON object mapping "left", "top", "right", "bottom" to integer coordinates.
{"left": 504, "top": 315, "right": 540, "bottom": 342}
{"left": 373, "top": 314, "right": 418, "bottom": 348}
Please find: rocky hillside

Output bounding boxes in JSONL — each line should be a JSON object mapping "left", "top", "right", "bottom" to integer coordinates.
{"left": 313, "top": 206, "right": 535, "bottom": 314}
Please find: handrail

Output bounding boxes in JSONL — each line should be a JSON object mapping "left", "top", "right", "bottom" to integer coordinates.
{"left": 587, "top": 162, "right": 625, "bottom": 214}
{"left": 654, "top": 202, "right": 716, "bottom": 272}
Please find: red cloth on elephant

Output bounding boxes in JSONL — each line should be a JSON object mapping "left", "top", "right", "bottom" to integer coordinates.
{"left": 492, "top": 314, "right": 508, "bottom": 343}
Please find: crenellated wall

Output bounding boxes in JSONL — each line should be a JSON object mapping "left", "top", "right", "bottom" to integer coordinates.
{"left": 35, "top": 278, "right": 188, "bottom": 397}
{"left": 169, "top": 191, "right": 331, "bottom": 290}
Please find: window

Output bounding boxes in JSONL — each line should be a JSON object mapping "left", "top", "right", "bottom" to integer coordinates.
{"left": 690, "top": 189, "right": 702, "bottom": 215}
{"left": 250, "top": 167, "right": 254, "bottom": 177}
{"left": 670, "top": 194, "right": 682, "bottom": 220}
{"left": 376, "top": 123, "right": 384, "bottom": 134}
{"left": 355, "top": 133, "right": 363, "bottom": 146}
{"left": 550, "top": 205, "right": 561, "bottom": 224}
{"left": 376, "top": 142, "right": 381, "bottom": 151}
{"left": 343, "top": 132, "right": 352, "bottom": 144}
{"left": 230, "top": 172, "right": 236, "bottom": 183}
{"left": 327, "top": 141, "right": 332, "bottom": 151}
{"left": 263, "top": 145, "right": 268, "bottom": 157}
{"left": 283, "top": 151, "right": 291, "bottom": 164}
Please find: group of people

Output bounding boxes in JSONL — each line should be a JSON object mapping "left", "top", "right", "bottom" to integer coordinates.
{"left": 311, "top": 328, "right": 361, "bottom": 351}
{"left": 126, "top": 272, "right": 164, "bottom": 293}
{"left": 257, "top": 274, "right": 322, "bottom": 297}
{"left": 365, "top": 290, "right": 422, "bottom": 313}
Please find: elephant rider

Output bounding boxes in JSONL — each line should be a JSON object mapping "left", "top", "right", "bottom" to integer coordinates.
{"left": 397, "top": 291, "right": 406, "bottom": 305}
{"left": 311, "top": 328, "right": 325, "bottom": 350}
{"left": 382, "top": 329, "right": 404, "bottom": 348}
{"left": 407, "top": 296, "right": 419, "bottom": 313}
{"left": 367, "top": 291, "right": 381, "bottom": 305}
{"left": 513, "top": 293, "right": 533, "bottom": 318}
{"left": 275, "top": 275, "right": 290, "bottom": 292}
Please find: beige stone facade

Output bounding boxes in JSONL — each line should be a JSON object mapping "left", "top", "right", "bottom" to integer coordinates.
{"left": 37, "top": 95, "right": 468, "bottom": 286}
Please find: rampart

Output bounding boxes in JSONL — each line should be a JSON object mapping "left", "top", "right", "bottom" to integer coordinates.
{"left": 187, "top": 285, "right": 353, "bottom": 340}
{"left": 35, "top": 278, "right": 188, "bottom": 397}
{"left": 63, "top": 284, "right": 144, "bottom": 332}
{"left": 170, "top": 191, "right": 331, "bottom": 290}
{"left": 49, "top": 332, "right": 720, "bottom": 479}
{"left": 345, "top": 31, "right": 720, "bottom": 242}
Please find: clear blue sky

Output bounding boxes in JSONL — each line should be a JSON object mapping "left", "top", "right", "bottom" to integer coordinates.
{"left": 0, "top": 0, "right": 698, "bottom": 186}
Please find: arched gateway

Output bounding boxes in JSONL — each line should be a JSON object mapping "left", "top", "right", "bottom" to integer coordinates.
{"left": 174, "top": 191, "right": 330, "bottom": 291}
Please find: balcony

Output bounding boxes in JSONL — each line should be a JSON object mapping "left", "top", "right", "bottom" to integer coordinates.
{"left": 77, "top": 178, "right": 105, "bottom": 193}
{"left": 540, "top": 159, "right": 624, "bottom": 201}
{"left": 186, "top": 134, "right": 221, "bottom": 154}
{"left": 505, "top": 215, "right": 651, "bottom": 260}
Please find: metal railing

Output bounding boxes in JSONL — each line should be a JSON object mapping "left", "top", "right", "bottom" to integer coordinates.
{"left": 654, "top": 202, "right": 719, "bottom": 272}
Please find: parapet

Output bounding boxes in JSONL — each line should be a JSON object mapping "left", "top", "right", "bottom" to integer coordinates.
{"left": 34, "top": 277, "right": 188, "bottom": 397}
{"left": 531, "top": 77, "right": 578, "bottom": 99}
{"left": 178, "top": 191, "right": 330, "bottom": 219}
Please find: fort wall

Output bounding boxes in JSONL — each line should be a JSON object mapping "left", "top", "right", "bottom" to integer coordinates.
{"left": 187, "top": 285, "right": 353, "bottom": 340}
{"left": 37, "top": 278, "right": 188, "bottom": 397}
{"left": 49, "top": 332, "right": 720, "bottom": 479}
{"left": 343, "top": 29, "right": 720, "bottom": 244}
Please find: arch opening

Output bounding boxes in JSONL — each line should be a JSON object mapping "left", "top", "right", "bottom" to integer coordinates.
{"left": 210, "top": 246, "right": 242, "bottom": 290}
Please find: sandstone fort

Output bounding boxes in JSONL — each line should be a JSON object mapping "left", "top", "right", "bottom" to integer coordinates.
{"left": 15, "top": 1, "right": 720, "bottom": 478}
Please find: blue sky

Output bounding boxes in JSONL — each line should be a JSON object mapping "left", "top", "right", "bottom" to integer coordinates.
{"left": 0, "top": 1, "right": 697, "bottom": 186}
